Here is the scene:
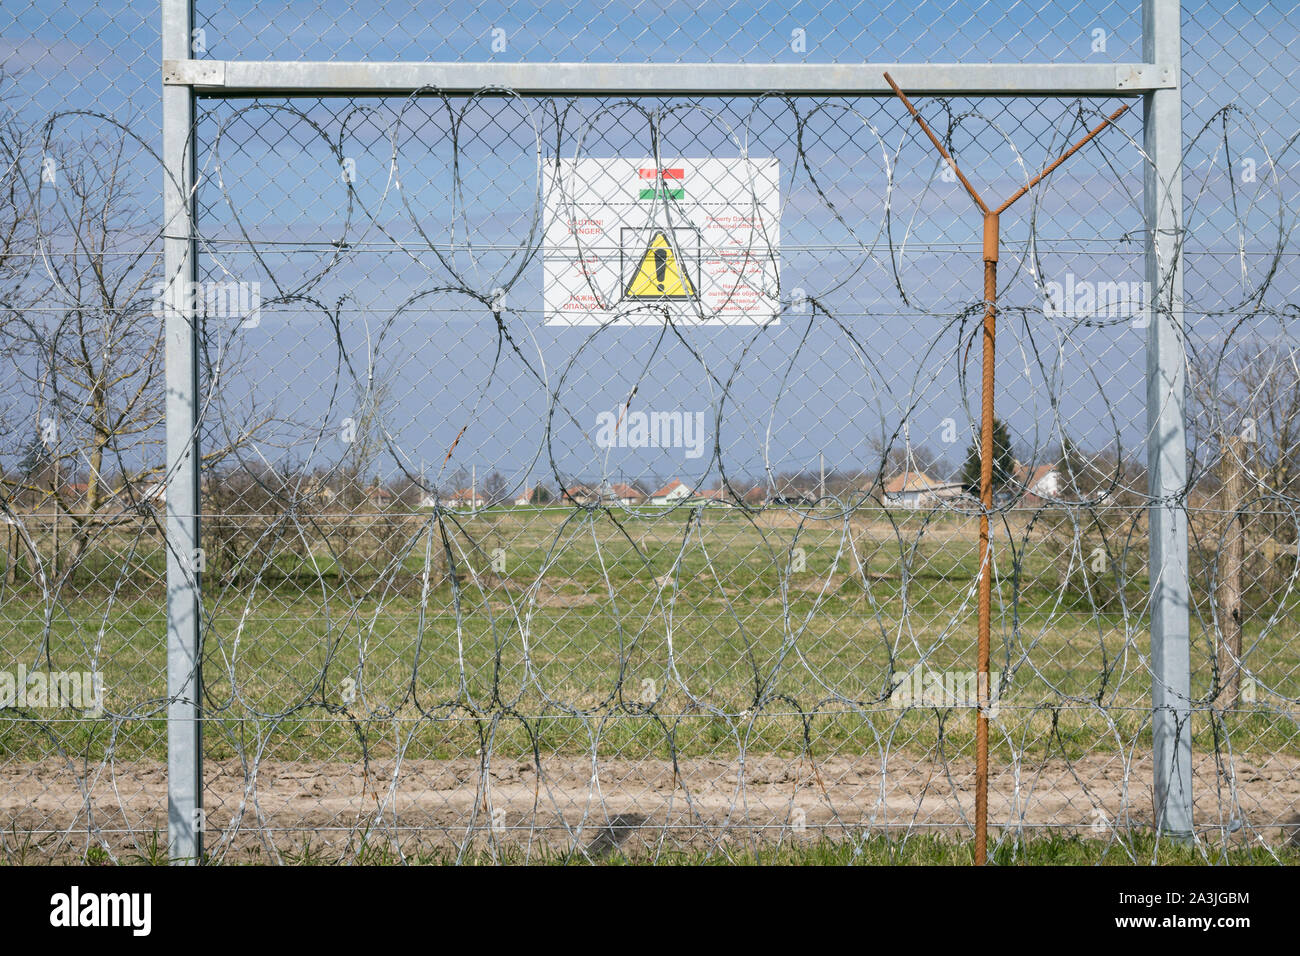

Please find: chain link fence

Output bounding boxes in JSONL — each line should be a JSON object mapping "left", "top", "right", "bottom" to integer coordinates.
{"left": 1, "top": 2, "right": 1298, "bottom": 863}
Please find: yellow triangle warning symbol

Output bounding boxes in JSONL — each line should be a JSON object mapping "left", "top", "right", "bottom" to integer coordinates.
{"left": 625, "top": 230, "right": 697, "bottom": 300}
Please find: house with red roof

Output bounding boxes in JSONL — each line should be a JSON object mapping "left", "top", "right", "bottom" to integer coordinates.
{"left": 563, "top": 483, "right": 598, "bottom": 505}
{"left": 1013, "top": 462, "right": 1064, "bottom": 505}
{"left": 882, "top": 471, "right": 960, "bottom": 510}
{"left": 694, "top": 486, "right": 731, "bottom": 504}
{"left": 649, "top": 479, "right": 692, "bottom": 505}
{"left": 603, "top": 482, "right": 644, "bottom": 506}
{"left": 446, "top": 488, "right": 485, "bottom": 509}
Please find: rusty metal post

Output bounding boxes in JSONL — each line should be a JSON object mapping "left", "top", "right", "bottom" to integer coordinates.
{"left": 1216, "top": 435, "right": 1245, "bottom": 709}
{"left": 975, "top": 212, "right": 999, "bottom": 866}
{"left": 884, "top": 72, "right": 1130, "bottom": 866}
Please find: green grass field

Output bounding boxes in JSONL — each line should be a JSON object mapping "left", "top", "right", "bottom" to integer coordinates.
{"left": 3, "top": 506, "right": 1298, "bottom": 764}
{"left": 8, "top": 829, "right": 1297, "bottom": 866}
{"left": 3, "top": 505, "right": 1298, "bottom": 864}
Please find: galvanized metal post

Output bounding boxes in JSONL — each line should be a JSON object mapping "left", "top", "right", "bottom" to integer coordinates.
{"left": 1144, "top": 0, "right": 1193, "bottom": 839}
{"left": 162, "top": 0, "right": 203, "bottom": 863}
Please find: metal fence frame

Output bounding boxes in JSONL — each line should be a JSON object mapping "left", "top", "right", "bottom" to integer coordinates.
{"left": 158, "top": 0, "right": 1189, "bottom": 863}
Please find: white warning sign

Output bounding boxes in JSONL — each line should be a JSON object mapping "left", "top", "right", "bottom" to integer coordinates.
{"left": 543, "top": 157, "right": 780, "bottom": 325}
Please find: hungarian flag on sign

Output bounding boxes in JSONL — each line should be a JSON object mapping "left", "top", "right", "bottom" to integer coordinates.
{"left": 638, "top": 167, "right": 684, "bottom": 200}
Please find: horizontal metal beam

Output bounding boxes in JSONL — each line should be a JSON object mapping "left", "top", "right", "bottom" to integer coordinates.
{"left": 164, "top": 60, "right": 1176, "bottom": 96}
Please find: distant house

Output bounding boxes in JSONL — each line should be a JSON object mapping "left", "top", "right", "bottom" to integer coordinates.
{"left": 61, "top": 482, "right": 90, "bottom": 504}
{"left": 514, "top": 485, "right": 557, "bottom": 506}
{"left": 69, "top": 479, "right": 165, "bottom": 509}
{"left": 649, "top": 479, "right": 692, "bottom": 505}
{"left": 366, "top": 485, "right": 395, "bottom": 508}
{"left": 883, "top": 471, "right": 959, "bottom": 510}
{"left": 447, "top": 488, "right": 485, "bottom": 509}
{"left": 697, "top": 485, "right": 759, "bottom": 507}
{"left": 1013, "top": 462, "right": 1064, "bottom": 505}
{"left": 602, "top": 482, "right": 643, "bottom": 506}
{"left": 301, "top": 476, "right": 336, "bottom": 506}
{"left": 694, "top": 486, "right": 731, "bottom": 505}
{"left": 563, "top": 484, "right": 599, "bottom": 505}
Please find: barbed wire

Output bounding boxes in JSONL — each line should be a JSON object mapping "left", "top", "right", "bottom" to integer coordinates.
{"left": 2, "top": 84, "right": 1299, "bottom": 865}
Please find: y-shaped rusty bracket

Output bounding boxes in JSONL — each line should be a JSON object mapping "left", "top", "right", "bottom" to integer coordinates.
{"left": 885, "top": 72, "right": 1130, "bottom": 865}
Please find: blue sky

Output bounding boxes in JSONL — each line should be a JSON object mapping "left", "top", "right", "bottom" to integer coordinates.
{"left": 3, "top": 2, "right": 1295, "bottom": 493}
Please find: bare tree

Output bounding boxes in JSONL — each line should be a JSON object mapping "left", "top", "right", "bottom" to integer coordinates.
{"left": 1191, "top": 338, "right": 1300, "bottom": 695}
{"left": 867, "top": 434, "right": 949, "bottom": 494}
{"left": 1194, "top": 338, "right": 1300, "bottom": 503}
{"left": 483, "top": 470, "right": 507, "bottom": 505}
{"left": 337, "top": 378, "right": 391, "bottom": 509}
{"left": 0, "top": 128, "right": 164, "bottom": 580}
{"left": 0, "top": 125, "right": 275, "bottom": 583}
{"left": 0, "top": 78, "right": 41, "bottom": 581}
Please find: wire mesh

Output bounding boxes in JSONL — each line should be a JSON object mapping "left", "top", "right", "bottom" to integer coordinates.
{"left": 1, "top": 2, "right": 1298, "bottom": 864}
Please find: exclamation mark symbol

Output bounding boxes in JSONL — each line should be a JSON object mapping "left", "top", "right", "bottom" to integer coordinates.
{"left": 655, "top": 248, "right": 667, "bottom": 293}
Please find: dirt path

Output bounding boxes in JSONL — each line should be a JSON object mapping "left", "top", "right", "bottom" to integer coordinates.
{"left": 4, "top": 750, "right": 1297, "bottom": 859}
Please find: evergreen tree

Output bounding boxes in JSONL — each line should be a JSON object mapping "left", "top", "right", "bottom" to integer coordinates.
{"left": 959, "top": 418, "right": 1015, "bottom": 496}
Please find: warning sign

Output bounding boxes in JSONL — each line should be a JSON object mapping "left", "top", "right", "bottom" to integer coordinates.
{"left": 623, "top": 228, "right": 698, "bottom": 300}
{"left": 543, "top": 157, "right": 780, "bottom": 325}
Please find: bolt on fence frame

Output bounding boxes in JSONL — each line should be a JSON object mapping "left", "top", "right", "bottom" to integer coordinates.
{"left": 159, "top": 0, "right": 1190, "bottom": 863}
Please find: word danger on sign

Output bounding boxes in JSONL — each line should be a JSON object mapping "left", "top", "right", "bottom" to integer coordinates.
{"left": 543, "top": 157, "right": 780, "bottom": 325}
